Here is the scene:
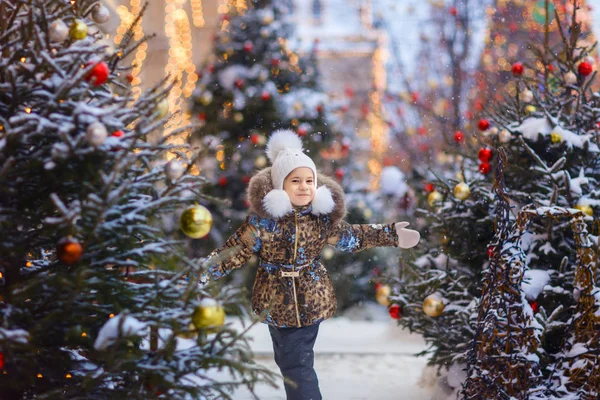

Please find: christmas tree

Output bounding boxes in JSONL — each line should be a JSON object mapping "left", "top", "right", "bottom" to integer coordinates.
{"left": 0, "top": 1, "right": 274, "bottom": 398}
{"left": 390, "top": 2, "right": 600, "bottom": 397}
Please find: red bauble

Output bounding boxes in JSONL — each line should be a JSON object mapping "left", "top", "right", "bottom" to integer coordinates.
{"left": 57, "top": 237, "right": 83, "bottom": 265}
{"left": 0, "top": 352, "right": 4, "bottom": 370}
{"left": 218, "top": 177, "right": 228, "bottom": 187}
{"left": 478, "top": 119, "right": 490, "bottom": 131}
{"left": 335, "top": 168, "right": 344, "bottom": 179}
{"left": 478, "top": 147, "right": 493, "bottom": 163}
{"left": 578, "top": 61, "right": 593, "bottom": 76}
{"left": 234, "top": 78, "right": 244, "bottom": 89}
{"left": 374, "top": 282, "right": 382, "bottom": 291}
{"left": 479, "top": 162, "right": 491, "bottom": 175}
{"left": 250, "top": 134, "right": 260, "bottom": 145}
{"left": 424, "top": 183, "right": 435, "bottom": 193}
{"left": 389, "top": 304, "right": 402, "bottom": 320}
{"left": 243, "top": 41, "right": 254, "bottom": 52}
{"left": 410, "top": 92, "right": 420, "bottom": 103}
{"left": 449, "top": 6, "right": 458, "bottom": 16}
{"left": 596, "top": 121, "right": 600, "bottom": 130}
{"left": 511, "top": 62, "right": 524, "bottom": 76}
{"left": 454, "top": 131, "right": 464, "bottom": 143}
{"left": 270, "top": 58, "right": 280, "bottom": 67}
{"left": 242, "top": 175, "right": 251, "bottom": 184}
{"left": 261, "top": 91, "right": 271, "bottom": 101}
{"left": 198, "top": 112, "right": 207, "bottom": 121}
{"left": 111, "top": 130, "right": 124, "bottom": 137}
{"left": 487, "top": 246, "right": 495, "bottom": 258}
{"left": 546, "top": 64, "right": 554, "bottom": 72}
{"left": 341, "top": 142, "right": 350, "bottom": 151}
{"left": 85, "top": 61, "right": 110, "bottom": 86}
{"left": 464, "top": 110, "right": 474, "bottom": 120}
{"left": 316, "top": 104, "right": 324, "bottom": 113}
{"left": 126, "top": 74, "right": 134, "bottom": 83}
{"left": 244, "top": 199, "right": 251, "bottom": 208}
{"left": 297, "top": 128, "right": 307, "bottom": 137}
{"left": 530, "top": 300, "right": 539, "bottom": 313}
{"left": 418, "top": 126, "right": 427, "bottom": 136}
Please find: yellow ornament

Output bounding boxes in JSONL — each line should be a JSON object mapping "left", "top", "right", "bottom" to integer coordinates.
{"left": 375, "top": 284, "right": 391, "bottom": 306}
{"left": 440, "top": 234, "right": 450, "bottom": 245}
{"left": 427, "top": 190, "right": 443, "bottom": 207}
{"left": 422, "top": 293, "right": 445, "bottom": 317}
{"left": 180, "top": 204, "right": 213, "bottom": 239}
{"left": 191, "top": 300, "right": 225, "bottom": 333}
{"left": 233, "top": 112, "right": 244, "bottom": 123}
{"left": 453, "top": 182, "right": 471, "bottom": 201}
{"left": 525, "top": 105, "right": 537, "bottom": 114}
{"left": 575, "top": 203, "right": 593, "bottom": 216}
{"left": 550, "top": 132, "right": 562, "bottom": 143}
{"left": 69, "top": 19, "right": 88, "bottom": 41}
{"left": 155, "top": 99, "right": 169, "bottom": 119}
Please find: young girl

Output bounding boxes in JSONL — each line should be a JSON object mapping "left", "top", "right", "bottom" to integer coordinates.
{"left": 205, "top": 130, "right": 420, "bottom": 400}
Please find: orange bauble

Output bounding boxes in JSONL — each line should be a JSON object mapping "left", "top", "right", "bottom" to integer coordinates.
{"left": 57, "top": 237, "right": 83, "bottom": 265}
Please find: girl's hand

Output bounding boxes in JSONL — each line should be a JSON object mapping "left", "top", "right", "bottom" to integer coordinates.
{"left": 395, "top": 222, "right": 420, "bottom": 249}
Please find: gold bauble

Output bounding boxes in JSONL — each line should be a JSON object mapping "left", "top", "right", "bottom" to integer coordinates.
{"left": 575, "top": 203, "right": 593, "bottom": 216}
{"left": 155, "top": 99, "right": 169, "bottom": 119}
{"left": 525, "top": 105, "right": 537, "bottom": 114}
{"left": 376, "top": 285, "right": 391, "bottom": 306}
{"left": 233, "top": 112, "right": 244, "bottom": 123}
{"left": 550, "top": 132, "right": 562, "bottom": 143}
{"left": 69, "top": 19, "right": 88, "bottom": 41}
{"left": 453, "top": 182, "right": 471, "bottom": 201}
{"left": 191, "top": 301, "right": 225, "bottom": 333}
{"left": 180, "top": 204, "right": 212, "bottom": 239}
{"left": 422, "top": 294, "right": 445, "bottom": 317}
{"left": 427, "top": 190, "right": 443, "bottom": 207}
{"left": 440, "top": 234, "right": 450, "bottom": 245}
{"left": 200, "top": 91, "right": 213, "bottom": 106}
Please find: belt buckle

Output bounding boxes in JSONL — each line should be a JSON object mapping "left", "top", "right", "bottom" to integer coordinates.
{"left": 281, "top": 270, "right": 300, "bottom": 278}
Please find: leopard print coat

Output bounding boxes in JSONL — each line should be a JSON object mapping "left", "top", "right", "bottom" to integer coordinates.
{"left": 207, "top": 167, "right": 399, "bottom": 328}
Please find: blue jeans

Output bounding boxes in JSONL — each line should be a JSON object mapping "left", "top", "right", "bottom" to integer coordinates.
{"left": 268, "top": 323, "right": 322, "bottom": 400}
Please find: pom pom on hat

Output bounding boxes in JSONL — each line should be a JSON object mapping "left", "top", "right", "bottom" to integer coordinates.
{"left": 266, "top": 129, "right": 303, "bottom": 163}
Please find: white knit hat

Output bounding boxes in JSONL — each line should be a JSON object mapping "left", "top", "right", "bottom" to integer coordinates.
{"left": 266, "top": 129, "right": 317, "bottom": 190}
{"left": 262, "top": 129, "right": 335, "bottom": 218}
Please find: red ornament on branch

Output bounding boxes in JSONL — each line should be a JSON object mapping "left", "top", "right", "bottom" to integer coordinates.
{"left": 334, "top": 168, "right": 344, "bottom": 180}
{"left": 218, "top": 177, "right": 228, "bottom": 187}
{"left": 297, "top": 127, "right": 307, "bottom": 137}
{"left": 454, "top": 131, "right": 464, "bottom": 143}
{"left": 261, "top": 91, "right": 271, "bottom": 101}
{"left": 578, "top": 61, "right": 593, "bottom": 76}
{"left": 511, "top": 62, "right": 524, "bottom": 76}
{"left": 529, "top": 300, "right": 539, "bottom": 313}
{"left": 111, "top": 130, "right": 124, "bottom": 137}
{"left": 487, "top": 246, "right": 495, "bottom": 258}
{"left": 424, "top": 183, "right": 435, "bottom": 193}
{"left": 198, "top": 112, "right": 207, "bottom": 122}
{"left": 0, "top": 352, "right": 4, "bottom": 370}
{"left": 57, "top": 237, "right": 83, "bottom": 265}
{"left": 242, "top": 175, "right": 251, "bottom": 184}
{"left": 234, "top": 78, "right": 244, "bottom": 89}
{"left": 270, "top": 58, "right": 280, "bottom": 67}
{"left": 389, "top": 304, "right": 402, "bottom": 320}
{"left": 316, "top": 104, "right": 324, "bottom": 113}
{"left": 85, "top": 61, "right": 110, "bottom": 86}
{"left": 449, "top": 6, "right": 458, "bottom": 16}
{"left": 478, "top": 119, "right": 490, "bottom": 131}
{"left": 478, "top": 147, "right": 493, "bottom": 163}
{"left": 243, "top": 41, "right": 254, "bottom": 52}
{"left": 479, "top": 162, "right": 491, "bottom": 175}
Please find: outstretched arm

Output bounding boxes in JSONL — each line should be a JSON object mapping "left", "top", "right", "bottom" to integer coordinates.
{"left": 327, "top": 220, "right": 420, "bottom": 252}
{"left": 205, "top": 215, "right": 262, "bottom": 280}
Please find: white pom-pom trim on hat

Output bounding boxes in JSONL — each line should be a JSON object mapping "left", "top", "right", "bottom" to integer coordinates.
{"left": 311, "top": 185, "right": 335, "bottom": 215}
{"left": 266, "top": 129, "right": 303, "bottom": 163}
{"left": 262, "top": 189, "right": 293, "bottom": 218}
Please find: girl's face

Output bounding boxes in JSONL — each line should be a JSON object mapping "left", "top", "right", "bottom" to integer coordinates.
{"left": 283, "top": 167, "right": 315, "bottom": 206}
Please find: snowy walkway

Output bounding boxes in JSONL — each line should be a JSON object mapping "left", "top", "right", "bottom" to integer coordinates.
{"left": 222, "top": 314, "right": 436, "bottom": 399}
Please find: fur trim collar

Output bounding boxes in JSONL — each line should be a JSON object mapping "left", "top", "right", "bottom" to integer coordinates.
{"left": 247, "top": 167, "right": 346, "bottom": 224}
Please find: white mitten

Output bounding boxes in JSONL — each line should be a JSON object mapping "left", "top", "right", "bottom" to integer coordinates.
{"left": 395, "top": 222, "right": 420, "bottom": 249}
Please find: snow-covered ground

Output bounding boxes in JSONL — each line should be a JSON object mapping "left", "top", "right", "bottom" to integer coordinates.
{"left": 208, "top": 303, "right": 438, "bottom": 399}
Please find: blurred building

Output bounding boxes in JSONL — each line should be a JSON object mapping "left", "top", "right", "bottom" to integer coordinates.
{"left": 291, "top": 0, "right": 390, "bottom": 190}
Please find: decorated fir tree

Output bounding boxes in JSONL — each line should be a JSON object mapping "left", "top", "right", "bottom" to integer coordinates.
{"left": 390, "top": 2, "right": 600, "bottom": 397}
{"left": 0, "top": 1, "right": 274, "bottom": 398}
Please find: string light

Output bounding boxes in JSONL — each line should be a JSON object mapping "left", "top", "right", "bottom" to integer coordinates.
{"left": 190, "top": 0, "right": 205, "bottom": 27}
{"left": 164, "top": 1, "right": 197, "bottom": 139}
{"left": 114, "top": 1, "right": 146, "bottom": 100}
{"left": 65, "top": 374, "right": 72, "bottom": 379}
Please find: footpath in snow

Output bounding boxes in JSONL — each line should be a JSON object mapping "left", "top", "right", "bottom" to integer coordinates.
{"left": 209, "top": 304, "right": 439, "bottom": 399}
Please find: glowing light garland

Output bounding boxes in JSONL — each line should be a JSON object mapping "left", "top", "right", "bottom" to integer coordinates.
{"left": 164, "top": 0, "right": 198, "bottom": 138}
{"left": 114, "top": 1, "right": 145, "bottom": 99}
{"left": 190, "top": 0, "right": 205, "bottom": 27}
